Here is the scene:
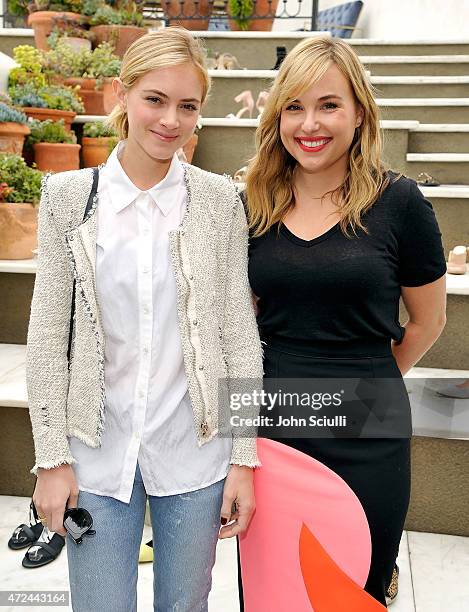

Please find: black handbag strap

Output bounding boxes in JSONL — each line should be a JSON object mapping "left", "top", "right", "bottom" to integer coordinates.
{"left": 67, "top": 167, "right": 100, "bottom": 361}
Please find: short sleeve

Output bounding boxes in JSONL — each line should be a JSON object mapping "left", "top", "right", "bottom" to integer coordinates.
{"left": 398, "top": 180, "right": 447, "bottom": 287}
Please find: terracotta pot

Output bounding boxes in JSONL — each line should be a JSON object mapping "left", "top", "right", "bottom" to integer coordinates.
{"left": 0, "top": 203, "right": 38, "bottom": 260}
{"left": 228, "top": 0, "right": 279, "bottom": 31}
{"left": 102, "top": 78, "right": 119, "bottom": 114}
{"left": 90, "top": 25, "right": 147, "bottom": 58}
{"left": 27, "top": 11, "right": 83, "bottom": 51}
{"left": 64, "top": 78, "right": 105, "bottom": 115}
{"left": 182, "top": 133, "right": 198, "bottom": 164}
{"left": 0, "top": 122, "right": 30, "bottom": 155}
{"left": 33, "top": 142, "right": 81, "bottom": 172}
{"left": 22, "top": 107, "right": 76, "bottom": 132}
{"left": 162, "top": 0, "right": 212, "bottom": 30}
{"left": 81, "top": 136, "right": 114, "bottom": 167}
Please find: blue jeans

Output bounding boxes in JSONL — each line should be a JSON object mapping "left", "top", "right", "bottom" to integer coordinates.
{"left": 67, "top": 462, "right": 225, "bottom": 612}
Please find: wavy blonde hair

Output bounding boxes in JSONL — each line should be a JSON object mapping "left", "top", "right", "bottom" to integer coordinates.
{"left": 104, "top": 27, "right": 210, "bottom": 140}
{"left": 246, "top": 35, "right": 390, "bottom": 238}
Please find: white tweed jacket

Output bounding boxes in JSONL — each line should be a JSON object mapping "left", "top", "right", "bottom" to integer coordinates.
{"left": 26, "top": 163, "right": 263, "bottom": 475}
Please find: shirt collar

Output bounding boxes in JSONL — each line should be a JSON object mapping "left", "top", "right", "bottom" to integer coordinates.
{"left": 101, "top": 139, "right": 185, "bottom": 216}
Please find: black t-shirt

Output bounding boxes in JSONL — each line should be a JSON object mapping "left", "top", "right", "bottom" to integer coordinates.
{"left": 247, "top": 174, "right": 447, "bottom": 356}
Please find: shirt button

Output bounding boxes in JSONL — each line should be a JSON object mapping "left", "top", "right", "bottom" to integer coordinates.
{"left": 134, "top": 432, "right": 140, "bottom": 440}
{"left": 189, "top": 274, "right": 194, "bottom": 280}
{"left": 143, "top": 266, "right": 150, "bottom": 274}
{"left": 143, "top": 227, "right": 149, "bottom": 236}
{"left": 139, "top": 389, "right": 145, "bottom": 398}
{"left": 193, "top": 319, "right": 198, "bottom": 325}
{"left": 198, "top": 364, "right": 204, "bottom": 371}
{"left": 143, "top": 305, "right": 150, "bottom": 314}
{"left": 143, "top": 347, "right": 149, "bottom": 355}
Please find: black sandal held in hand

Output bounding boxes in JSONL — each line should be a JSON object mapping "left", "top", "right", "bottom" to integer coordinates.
{"left": 8, "top": 501, "right": 44, "bottom": 550}
{"left": 22, "top": 533, "right": 66, "bottom": 568}
{"left": 8, "top": 522, "right": 44, "bottom": 550}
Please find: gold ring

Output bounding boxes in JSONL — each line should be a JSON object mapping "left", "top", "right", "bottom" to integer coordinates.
{"left": 38, "top": 516, "right": 47, "bottom": 523}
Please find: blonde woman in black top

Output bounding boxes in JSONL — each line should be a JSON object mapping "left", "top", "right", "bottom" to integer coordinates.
{"left": 240, "top": 36, "right": 446, "bottom": 609}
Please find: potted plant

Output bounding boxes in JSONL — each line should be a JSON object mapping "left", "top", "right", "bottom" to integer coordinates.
{"left": 9, "top": 82, "right": 84, "bottom": 131}
{"left": 8, "top": 45, "right": 47, "bottom": 90}
{"left": 47, "top": 15, "right": 96, "bottom": 52}
{"left": 9, "top": 0, "right": 86, "bottom": 51}
{"left": 0, "top": 153, "right": 42, "bottom": 260}
{"left": 0, "top": 100, "right": 31, "bottom": 155}
{"left": 89, "top": 1, "right": 147, "bottom": 58}
{"left": 42, "top": 39, "right": 121, "bottom": 115}
{"left": 228, "top": 0, "right": 279, "bottom": 31}
{"left": 84, "top": 42, "right": 122, "bottom": 114}
{"left": 27, "top": 118, "right": 81, "bottom": 172}
{"left": 81, "top": 121, "right": 118, "bottom": 167}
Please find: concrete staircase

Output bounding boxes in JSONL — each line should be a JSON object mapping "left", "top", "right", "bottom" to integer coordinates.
{"left": 1, "top": 30, "right": 468, "bottom": 535}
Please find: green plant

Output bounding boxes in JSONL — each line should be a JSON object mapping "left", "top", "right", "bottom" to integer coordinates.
{"left": 0, "top": 154, "right": 42, "bottom": 205}
{"left": 36, "top": 85, "right": 85, "bottom": 112}
{"left": 83, "top": 121, "right": 117, "bottom": 138}
{"left": 89, "top": 1, "right": 144, "bottom": 27}
{"left": 228, "top": 0, "right": 254, "bottom": 30}
{"left": 85, "top": 42, "right": 122, "bottom": 83}
{"left": 42, "top": 37, "right": 91, "bottom": 78}
{"left": 8, "top": 83, "right": 48, "bottom": 109}
{"left": 27, "top": 118, "right": 77, "bottom": 145}
{"left": 7, "top": 0, "right": 84, "bottom": 16}
{"left": 0, "top": 102, "right": 29, "bottom": 124}
{"left": 8, "top": 45, "right": 47, "bottom": 89}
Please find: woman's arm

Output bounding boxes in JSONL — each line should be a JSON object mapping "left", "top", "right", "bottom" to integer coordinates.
{"left": 26, "top": 174, "right": 77, "bottom": 474}
{"left": 392, "top": 275, "right": 447, "bottom": 376}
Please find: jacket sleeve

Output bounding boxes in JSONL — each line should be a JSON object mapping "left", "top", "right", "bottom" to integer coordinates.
{"left": 223, "top": 190, "right": 264, "bottom": 467}
{"left": 26, "top": 174, "right": 77, "bottom": 475}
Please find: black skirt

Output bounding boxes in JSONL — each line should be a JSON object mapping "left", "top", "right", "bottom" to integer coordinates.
{"left": 240, "top": 336, "right": 411, "bottom": 609}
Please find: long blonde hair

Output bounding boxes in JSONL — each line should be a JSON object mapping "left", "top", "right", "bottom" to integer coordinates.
{"left": 246, "top": 35, "right": 389, "bottom": 237}
{"left": 104, "top": 27, "right": 210, "bottom": 140}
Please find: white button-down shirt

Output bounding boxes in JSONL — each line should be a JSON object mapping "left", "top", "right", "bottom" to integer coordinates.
{"left": 69, "top": 140, "right": 232, "bottom": 502}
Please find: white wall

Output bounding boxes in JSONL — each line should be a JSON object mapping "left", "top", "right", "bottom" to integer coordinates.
{"left": 274, "top": 0, "right": 469, "bottom": 39}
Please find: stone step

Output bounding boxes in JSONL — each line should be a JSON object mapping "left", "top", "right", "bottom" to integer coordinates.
{"left": 359, "top": 55, "right": 469, "bottom": 77}
{"left": 194, "top": 33, "right": 469, "bottom": 70}
{"left": 371, "top": 76, "right": 469, "bottom": 99}
{"left": 3, "top": 29, "right": 469, "bottom": 74}
{"left": 378, "top": 99, "right": 469, "bottom": 124}
{"left": 204, "top": 72, "right": 469, "bottom": 117}
{"left": 409, "top": 124, "right": 469, "bottom": 153}
{"left": 400, "top": 274, "right": 469, "bottom": 370}
{"left": 419, "top": 186, "right": 469, "bottom": 257}
{"left": 406, "top": 153, "right": 469, "bottom": 185}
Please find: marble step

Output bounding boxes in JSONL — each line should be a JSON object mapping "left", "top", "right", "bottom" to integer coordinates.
{"left": 409, "top": 123, "right": 469, "bottom": 153}
{"left": 377, "top": 98, "right": 469, "bottom": 124}
{"left": 406, "top": 153, "right": 469, "bottom": 184}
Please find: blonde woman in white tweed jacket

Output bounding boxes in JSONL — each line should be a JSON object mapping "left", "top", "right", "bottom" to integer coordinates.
{"left": 27, "top": 28, "right": 263, "bottom": 611}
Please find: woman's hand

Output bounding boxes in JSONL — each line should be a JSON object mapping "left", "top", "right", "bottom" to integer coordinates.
{"left": 219, "top": 465, "right": 255, "bottom": 539}
{"left": 33, "top": 464, "right": 79, "bottom": 536}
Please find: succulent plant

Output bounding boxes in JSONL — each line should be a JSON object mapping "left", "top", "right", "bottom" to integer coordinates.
{"left": 0, "top": 102, "right": 29, "bottom": 124}
{"left": 27, "top": 118, "right": 77, "bottom": 145}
